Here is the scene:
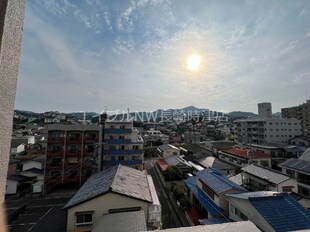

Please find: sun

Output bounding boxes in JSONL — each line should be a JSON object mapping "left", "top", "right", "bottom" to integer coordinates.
{"left": 186, "top": 54, "right": 201, "bottom": 72}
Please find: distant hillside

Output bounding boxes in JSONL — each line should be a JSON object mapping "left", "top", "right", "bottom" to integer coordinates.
{"left": 65, "top": 112, "right": 98, "bottom": 120}
{"left": 228, "top": 111, "right": 258, "bottom": 119}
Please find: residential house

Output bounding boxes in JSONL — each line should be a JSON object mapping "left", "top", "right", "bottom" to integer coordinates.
{"left": 241, "top": 164, "right": 297, "bottom": 192}
{"left": 7, "top": 160, "right": 18, "bottom": 177}
{"left": 6, "top": 175, "right": 35, "bottom": 195}
{"left": 184, "top": 168, "right": 246, "bottom": 222}
{"left": 157, "top": 144, "right": 180, "bottom": 158}
{"left": 289, "top": 136, "right": 310, "bottom": 147}
{"left": 197, "top": 156, "right": 236, "bottom": 175}
{"left": 226, "top": 192, "right": 310, "bottom": 232}
{"left": 64, "top": 165, "right": 161, "bottom": 232}
{"left": 218, "top": 147, "right": 271, "bottom": 168}
{"left": 22, "top": 156, "right": 45, "bottom": 171}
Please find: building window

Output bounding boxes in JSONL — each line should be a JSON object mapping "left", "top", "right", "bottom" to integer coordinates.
{"left": 233, "top": 206, "right": 248, "bottom": 220}
{"left": 282, "top": 186, "right": 293, "bottom": 192}
{"left": 75, "top": 211, "right": 93, "bottom": 227}
{"left": 298, "top": 186, "right": 310, "bottom": 197}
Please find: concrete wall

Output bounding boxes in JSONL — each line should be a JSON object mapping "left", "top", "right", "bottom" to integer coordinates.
{"left": 0, "top": 0, "right": 25, "bottom": 203}
{"left": 5, "top": 180, "right": 17, "bottom": 195}
{"left": 66, "top": 192, "right": 149, "bottom": 232}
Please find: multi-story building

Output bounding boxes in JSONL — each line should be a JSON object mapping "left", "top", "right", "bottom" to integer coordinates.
{"left": 236, "top": 103, "right": 302, "bottom": 144}
{"left": 102, "top": 121, "right": 144, "bottom": 170}
{"left": 282, "top": 100, "right": 310, "bottom": 136}
{"left": 45, "top": 124, "right": 101, "bottom": 192}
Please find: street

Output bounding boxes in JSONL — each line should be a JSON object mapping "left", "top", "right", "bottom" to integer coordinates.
{"left": 145, "top": 161, "right": 183, "bottom": 229}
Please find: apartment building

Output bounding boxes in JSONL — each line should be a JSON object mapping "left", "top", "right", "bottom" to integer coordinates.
{"left": 103, "top": 121, "right": 144, "bottom": 170}
{"left": 282, "top": 100, "right": 310, "bottom": 136}
{"left": 236, "top": 117, "right": 302, "bottom": 144}
{"left": 45, "top": 124, "right": 101, "bottom": 192}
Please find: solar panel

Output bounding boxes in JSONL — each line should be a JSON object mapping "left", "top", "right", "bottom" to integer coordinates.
{"left": 291, "top": 160, "right": 309, "bottom": 170}
{"left": 301, "top": 163, "right": 310, "bottom": 173}
{"left": 281, "top": 158, "right": 298, "bottom": 167}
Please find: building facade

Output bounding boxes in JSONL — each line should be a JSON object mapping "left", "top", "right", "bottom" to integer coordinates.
{"left": 45, "top": 124, "right": 101, "bottom": 192}
{"left": 282, "top": 100, "right": 310, "bottom": 136}
{"left": 236, "top": 118, "right": 302, "bottom": 144}
{"left": 103, "top": 121, "right": 144, "bottom": 170}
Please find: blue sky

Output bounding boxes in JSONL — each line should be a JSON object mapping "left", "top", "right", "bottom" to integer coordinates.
{"left": 15, "top": 0, "right": 310, "bottom": 113}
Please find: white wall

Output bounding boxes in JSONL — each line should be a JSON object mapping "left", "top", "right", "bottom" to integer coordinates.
{"left": 0, "top": 0, "right": 26, "bottom": 202}
{"left": 5, "top": 180, "right": 17, "bottom": 194}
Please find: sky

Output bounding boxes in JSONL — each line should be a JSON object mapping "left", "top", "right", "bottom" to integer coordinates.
{"left": 15, "top": 0, "right": 310, "bottom": 113}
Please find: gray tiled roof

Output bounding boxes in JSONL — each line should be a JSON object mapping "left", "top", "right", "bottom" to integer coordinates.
{"left": 242, "top": 164, "right": 291, "bottom": 184}
{"left": 141, "top": 221, "right": 260, "bottom": 232}
{"left": 93, "top": 211, "right": 146, "bottom": 232}
{"left": 64, "top": 165, "right": 152, "bottom": 209}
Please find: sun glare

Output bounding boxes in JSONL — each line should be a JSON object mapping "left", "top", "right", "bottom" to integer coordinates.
{"left": 186, "top": 54, "right": 201, "bottom": 72}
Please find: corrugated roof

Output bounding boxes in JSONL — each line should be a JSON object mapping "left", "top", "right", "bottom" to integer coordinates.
{"left": 64, "top": 165, "right": 152, "bottom": 209}
{"left": 195, "top": 168, "right": 246, "bottom": 194}
{"left": 250, "top": 193, "right": 310, "bottom": 232}
{"left": 92, "top": 211, "right": 146, "bottom": 232}
{"left": 158, "top": 144, "right": 179, "bottom": 152}
{"left": 242, "top": 164, "right": 291, "bottom": 184}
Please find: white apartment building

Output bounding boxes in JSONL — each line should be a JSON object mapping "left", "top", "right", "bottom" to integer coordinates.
{"left": 236, "top": 103, "right": 301, "bottom": 144}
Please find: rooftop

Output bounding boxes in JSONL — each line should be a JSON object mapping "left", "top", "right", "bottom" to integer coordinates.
{"left": 92, "top": 211, "right": 147, "bottom": 232}
{"left": 221, "top": 147, "right": 271, "bottom": 159}
{"left": 141, "top": 221, "right": 260, "bottom": 232}
{"left": 226, "top": 191, "right": 279, "bottom": 200}
{"left": 158, "top": 144, "right": 180, "bottom": 152}
{"left": 250, "top": 193, "right": 310, "bottom": 232}
{"left": 279, "top": 158, "right": 310, "bottom": 174}
{"left": 242, "top": 164, "right": 291, "bottom": 184}
{"left": 195, "top": 168, "right": 246, "bottom": 194}
{"left": 64, "top": 165, "right": 153, "bottom": 209}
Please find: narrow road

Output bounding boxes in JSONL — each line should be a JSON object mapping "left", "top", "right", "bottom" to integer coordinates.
{"left": 146, "top": 161, "right": 182, "bottom": 229}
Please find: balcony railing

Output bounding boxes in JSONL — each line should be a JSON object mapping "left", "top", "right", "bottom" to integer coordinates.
{"left": 105, "top": 139, "right": 131, "bottom": 144}
{"left": 83, "top": 137, "right": 99, "bottom": 143}
{"left": 48, "top": 138, "right": 65, "bottom": 144}
{"left": 104, "top": 128, "right": 132, "bottom": 134}
{"left": 47, "top": 149, "right": 64, "bottom": 156}
{"left": 103, "top": 149, "right": 143, "bottom": 155}
{"left": 65, "top": 149, "right": 82, "bottom": 156}
{"left": 66, "top": 138, "right": 82, "bottom": 144}
{"left": 102, "top": 159, "right": 143, "bottom": 166}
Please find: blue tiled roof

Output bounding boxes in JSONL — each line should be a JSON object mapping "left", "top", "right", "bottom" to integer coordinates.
{"left": 195, "top": 168, "right": 246, "bottom": 194}
{"left": 184, "top": 176, "right": 224, "bottom": 215}
{"left": 250, "top": 193, "right": 310, "bottom": 232}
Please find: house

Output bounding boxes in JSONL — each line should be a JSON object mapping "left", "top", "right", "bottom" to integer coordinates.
{"left": 7, "top": 160, "right": 18, "bottom": 177}
{"left": 20, "top": 168, "right": 44, "bottom": 194}
{"left": 218, "top": 147, "right": 271, "bottom": 168}
{"left": 241, "top": 164, "right": 297, "bottom": 192}
{"left": 64, "top": 165, "right": 161, "bottom": 232}
{"left": 184, "top": 168, "right": 246, "bottom": 222}
{"left": 10, "top": 141, "right": 25, "bottom": 155}
{"left": 6, "top": 175, "right": 35, "bottom": 195}
{"left": 157, "top": 144, "right": 180, "bottom": 158}
{"left": 279, "top": 157, "right": 310, "bottom": 199}
{"left": 22, "top": 156, "right": 45, "bottom": 171}
{"left": 197, "top": 156, "right": 236, "bottom": 175}
{"left": 226, "top": 192, "right": 310, "bottom": 232}
{"left": 289, "top": 136, "right": 310, "bottom": 147}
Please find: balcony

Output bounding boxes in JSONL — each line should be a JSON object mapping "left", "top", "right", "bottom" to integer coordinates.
{"left": 48, "top": 137, "right": 64, "bottom": 144}
{"left": 104, "top": 128, "right": 132, "bottom": 134}
{"left": 47, "top": 149, "right": 64, "bottom": 156}
{"left": 103, "top": 149, "right": 143, "bottom": 155}
{"left": 102, "top": 159, "right": 143, "bottom": 166}
{"left": 105, "top": 139, "right": 131, "bottom": 144}
{"left": 65, "top": 149, "right": 82, "bottom": 156}
{"left": 66, "top": 138, "right": 82, "bottom": 144}
{"left": 45, "top": 163, "right": 61, "bottom": 170}
{"left": 84, "top": 137, "right": 99, "bottom": 144}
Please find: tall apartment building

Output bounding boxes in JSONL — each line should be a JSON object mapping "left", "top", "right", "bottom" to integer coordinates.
{"left": 45, "top": 124, "right": 101, "bottom": 192}
{"left": 236, "top": 103, "right": 302, "bottom": 144}
{"left": 102, "top": 121, "right": 144, "bottom": 170}
{"left": 282, "top": 100, "right": 310, "bottom": 136}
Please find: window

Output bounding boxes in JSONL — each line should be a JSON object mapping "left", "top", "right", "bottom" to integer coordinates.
{"left": 298, "top": 186, "right": 310, "bottom": 197}
{"left": 282, "top": 186, "right": 293, "bottom": 192}
{"left": 233, "top": 206, "right": 248, "bottom": 220}
{"left": 75, "top": 212, "right": 93, "bottom": 227}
